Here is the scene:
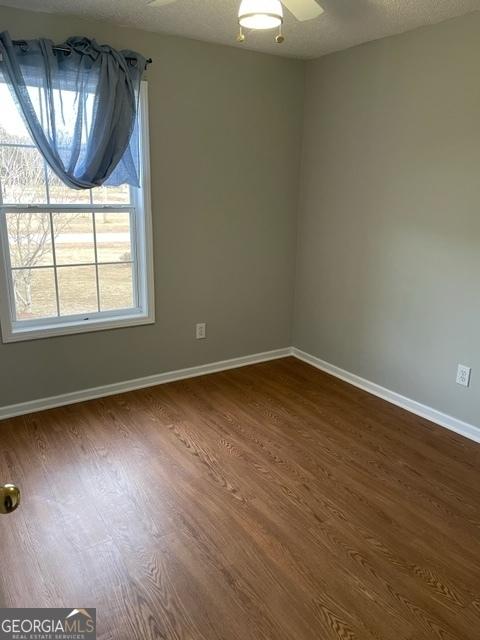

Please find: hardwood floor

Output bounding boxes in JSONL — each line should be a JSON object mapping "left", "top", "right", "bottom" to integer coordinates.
{"left": 1, "top": 356, "right": 479, "bottom": 639}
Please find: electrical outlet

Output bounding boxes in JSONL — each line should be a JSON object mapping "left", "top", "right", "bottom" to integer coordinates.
{"left": 456, "top": 364, "right": 471, "bottom": 388}
{"left": 196, "top": 322, "right": 206, "bottom": 340}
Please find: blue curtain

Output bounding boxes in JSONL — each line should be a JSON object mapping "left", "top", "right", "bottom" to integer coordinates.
{"left": 0, "top": 32, "right": 146, "bottom": 189}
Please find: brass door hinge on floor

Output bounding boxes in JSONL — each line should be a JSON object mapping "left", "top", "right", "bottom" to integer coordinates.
{"left": 1, "top": 484, "right": 20, "bottom": 514}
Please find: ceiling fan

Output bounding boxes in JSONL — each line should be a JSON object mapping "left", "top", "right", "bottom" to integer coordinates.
{"left": 146, "top": 0, "right": 324, "bottom": 44}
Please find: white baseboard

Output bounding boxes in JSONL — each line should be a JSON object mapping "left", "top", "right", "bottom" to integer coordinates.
{"left": 2, "top": 344, "right": 478, "bottom": 445}
{"left": 0, "top": 347, "right": 291, "bottom": 422}
{"left": 292, "top": 347, "right": 480, "bottom": 444}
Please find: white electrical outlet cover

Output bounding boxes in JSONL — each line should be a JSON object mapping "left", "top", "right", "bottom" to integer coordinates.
{"left": 196, "top": 323, "right": 206, "bottom": 339}
{"left": 456, "top": 364, "right": 471, "bottom": 387}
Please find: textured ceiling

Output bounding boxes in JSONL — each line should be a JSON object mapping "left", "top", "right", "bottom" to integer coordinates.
{"left": 1, "top": 0, "right": 480, "bottom": 58}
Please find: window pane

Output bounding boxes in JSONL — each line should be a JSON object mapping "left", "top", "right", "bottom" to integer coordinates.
{"left": 52, "top": 212, "right": 95, "bottom": 265}
{"left": 92, "top": 184, "right": 131, "bottom": 205}
{"left": 57, "top": 265, "right": 98, "bottom": 316}
{"left": 47, "top": 168, "right": 92, "bottom": 204}
{"left": 13, "top": 267, "right": 57, "bottom": 320}
{"left": 95, "top": 212, "right": 132, "bottom": 263}
{"left": 0, "top": 84, "right": 32, "bottom": 144}
{"left": 98, "top": 263, "right": 134, "bottom": 311}
{"left": 0, "top": 145, "right": 47, "bottom": 204}
{"left": 6, "top": 212, "right": 53, "bottom": 267}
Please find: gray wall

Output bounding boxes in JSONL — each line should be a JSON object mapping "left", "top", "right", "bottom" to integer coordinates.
{"left": 0, "top": 5, "right": 304, "bottom": 407}
{"left": 294, "top": 13, "right": 480, "bottom": 426}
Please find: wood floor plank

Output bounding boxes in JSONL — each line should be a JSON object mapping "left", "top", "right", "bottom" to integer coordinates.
{"left": 1, "top": 356, "right": 479, "bottom": 639}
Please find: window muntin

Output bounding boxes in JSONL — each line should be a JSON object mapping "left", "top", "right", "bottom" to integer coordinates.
{"left": 0, "top": 81, "right": 154, "bottom": 342}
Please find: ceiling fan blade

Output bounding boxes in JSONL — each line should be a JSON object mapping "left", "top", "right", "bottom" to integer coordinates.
{"left": 281, "top": 0, "right": 324, "bottom": 21}
{"left": 146, "top": 0, "right": 178, "bottom": 7}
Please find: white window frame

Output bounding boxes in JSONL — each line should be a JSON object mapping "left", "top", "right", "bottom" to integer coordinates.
{"left": 0, "top": 81, "right": 154, "bottom": 343}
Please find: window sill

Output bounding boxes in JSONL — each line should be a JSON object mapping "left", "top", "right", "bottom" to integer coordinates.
{"left": 1, "top": 311, "right": 155, "bottom": 343}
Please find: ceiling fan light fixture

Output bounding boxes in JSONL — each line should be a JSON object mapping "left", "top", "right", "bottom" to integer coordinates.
{"left": 238, "top": 0, "right": 283, "bottom": 30}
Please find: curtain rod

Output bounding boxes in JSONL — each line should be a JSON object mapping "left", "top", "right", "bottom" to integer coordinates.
{"left": 12, "top": 40, "right": 152, "bottom": 67}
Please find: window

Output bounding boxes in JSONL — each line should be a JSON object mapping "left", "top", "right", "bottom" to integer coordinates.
{"left": 0, "top": 81, "right": 154, "bottom": 342}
